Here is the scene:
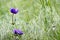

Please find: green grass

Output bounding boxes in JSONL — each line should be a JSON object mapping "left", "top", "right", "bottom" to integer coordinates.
{"left": 0, "top": 0, "right": 60, "bottom": 40}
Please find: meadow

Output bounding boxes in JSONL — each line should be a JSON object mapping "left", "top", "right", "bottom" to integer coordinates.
{"left": 0, "top": 0, "right": 60, "bottom": 40}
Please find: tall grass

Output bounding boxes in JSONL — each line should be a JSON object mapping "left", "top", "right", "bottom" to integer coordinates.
{"left": 0, "top": 0, "right": 60, "bottom": 40}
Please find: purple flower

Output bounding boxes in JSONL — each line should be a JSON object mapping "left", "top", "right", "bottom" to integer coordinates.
{"left": 13, "top": 29, "right": 23, "bottom": 35}
{"left": 10, "top": 8, "right": 18, "bottom": 14}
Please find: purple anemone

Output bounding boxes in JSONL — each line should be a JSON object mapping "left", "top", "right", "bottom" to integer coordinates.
{"left": 10, "top": 8, "right": 18, "bottom": 14}
{"left": 13, "top": 29, "right": 23, "bottom": 35}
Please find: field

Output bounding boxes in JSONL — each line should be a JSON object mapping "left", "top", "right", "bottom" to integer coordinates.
{"left": 0, "top": 0, "right": 60, "bottom": 40}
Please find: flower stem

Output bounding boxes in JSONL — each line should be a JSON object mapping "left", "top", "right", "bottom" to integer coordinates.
{"left": 14, "top": 36, "right": 19, "bottom": 40}
{"left": 12, "top": 14, "right": 15, "bottom": 25}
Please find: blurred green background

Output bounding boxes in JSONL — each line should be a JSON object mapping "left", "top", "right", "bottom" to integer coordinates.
{"left": 0, "top": 0, "right": 60, "bottom": 40}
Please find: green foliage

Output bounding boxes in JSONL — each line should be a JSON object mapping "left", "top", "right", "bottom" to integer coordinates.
{"left": 0, "top": 0, "right": 60, "bottom": 40}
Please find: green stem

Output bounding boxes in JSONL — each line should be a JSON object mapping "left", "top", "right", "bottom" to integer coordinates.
{"left": 15, "top": 36, "right": 19, "bottom": 40}
{"left": 12, "top": 14, "right": 15, "bottom": 25}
